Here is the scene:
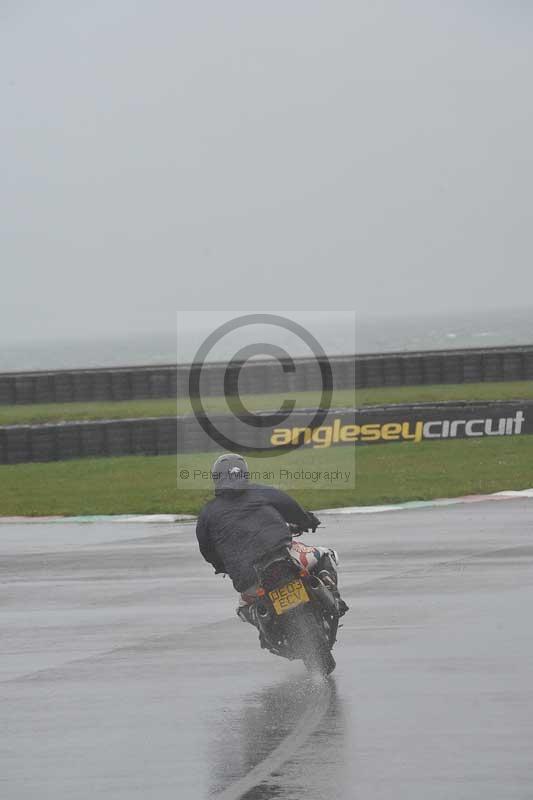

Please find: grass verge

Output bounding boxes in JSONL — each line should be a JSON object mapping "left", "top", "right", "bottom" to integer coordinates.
{"left": 1, "top": 436, "right": 532, "bottom": 517}
{"left": 0, "top": 381, "right": 532, "bottom": 425}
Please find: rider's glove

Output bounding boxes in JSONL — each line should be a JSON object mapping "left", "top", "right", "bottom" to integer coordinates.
{"left": 288, "top": 522, "right": 302, "bottom": 536}
{"left": 307, "top": 512, "right": 321, "bottom": 533}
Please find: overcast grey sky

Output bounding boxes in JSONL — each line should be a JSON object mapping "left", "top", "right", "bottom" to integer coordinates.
{"left": 1, "top": 1, "right": 532, "bottom": 346}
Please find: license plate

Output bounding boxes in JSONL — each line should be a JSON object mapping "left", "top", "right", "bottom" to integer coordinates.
{"left": 269, "top": 579, "right": 310, "bottom": 615}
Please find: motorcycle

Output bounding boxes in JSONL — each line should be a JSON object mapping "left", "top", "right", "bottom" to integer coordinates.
{"left": 249, "top": 524, "right": 342, "bottom": 676}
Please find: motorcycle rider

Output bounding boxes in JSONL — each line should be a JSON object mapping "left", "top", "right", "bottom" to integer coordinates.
{"left": 195, "top": 453, "right": 348, "bottom": 624}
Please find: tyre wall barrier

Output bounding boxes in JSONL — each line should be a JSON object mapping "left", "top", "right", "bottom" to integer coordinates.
{"left": 0, "top": 345, "right": 532, "bottom": 405}
{"left": 1, "top": 401, "right": 532, "bottom": 464}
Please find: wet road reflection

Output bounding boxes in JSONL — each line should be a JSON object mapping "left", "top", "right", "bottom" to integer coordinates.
{"left": 209, "top": 675, "right": 346, "bottom": 799}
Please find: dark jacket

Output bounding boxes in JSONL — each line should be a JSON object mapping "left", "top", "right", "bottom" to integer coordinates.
{"left": 196, "top": 483, "right": 312, "bottom": 592}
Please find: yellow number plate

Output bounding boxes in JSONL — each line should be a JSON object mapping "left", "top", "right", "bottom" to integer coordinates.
{"left": 269, "top": 579, "right": 310, "bottom": 615}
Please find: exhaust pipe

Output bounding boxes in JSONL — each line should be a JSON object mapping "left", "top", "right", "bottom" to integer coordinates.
{"left": 306, "top": 576, "right": 338, "bottom": 614}
{"left": 256, "top": 603, "right": 272, "bottom": 621}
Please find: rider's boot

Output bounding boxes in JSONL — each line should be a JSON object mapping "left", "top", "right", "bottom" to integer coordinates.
{"left": 237, "top": 604, "right": 258, "bottom": 627}
{"left": 237, "top": 605, "right": 274, "bottom": 651}
{"left": 317, "top": 552, "right": 349, "bottom": 617}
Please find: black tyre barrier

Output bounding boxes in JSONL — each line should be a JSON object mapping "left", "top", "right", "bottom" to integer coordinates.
{"left": 0, "top": 345, "right": 533, "bottom": 406}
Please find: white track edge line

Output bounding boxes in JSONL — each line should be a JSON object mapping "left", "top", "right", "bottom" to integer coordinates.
{"left": 1, "top": 488, "right": 532, "bottom": 523}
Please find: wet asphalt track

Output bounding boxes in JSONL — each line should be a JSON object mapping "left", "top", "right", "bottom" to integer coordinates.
{"left": 2, "top": 500, "right": 533, "bottom": 799}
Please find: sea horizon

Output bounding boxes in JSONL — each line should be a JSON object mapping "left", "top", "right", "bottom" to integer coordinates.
{"left": 1, "top": 307, "right": 532, "bottom": 373}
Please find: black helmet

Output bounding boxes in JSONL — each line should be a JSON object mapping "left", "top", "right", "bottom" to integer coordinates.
{"left": 211, "top": 453, "right": 249, "bottom": 493}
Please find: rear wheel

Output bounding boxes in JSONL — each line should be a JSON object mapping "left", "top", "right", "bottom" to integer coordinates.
{"left": 287, "top": 607, "right": 336, "bottom": 676}
{"left": 303, "top": 641, "right": 336, "bottom": 676}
